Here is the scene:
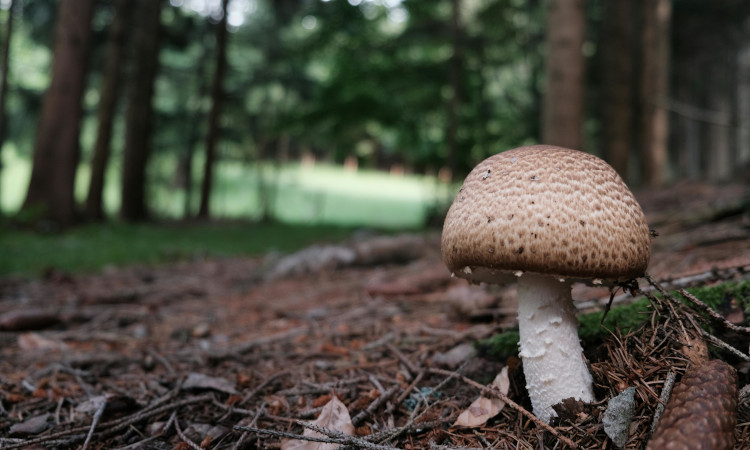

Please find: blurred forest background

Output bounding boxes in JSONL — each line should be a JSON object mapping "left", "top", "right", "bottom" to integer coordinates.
{"left": 1, "top": 0, "right": 750, "bottom": 231}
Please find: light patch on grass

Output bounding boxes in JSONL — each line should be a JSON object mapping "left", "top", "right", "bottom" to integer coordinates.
{"left": 2, "top": 155, "right": 454, "bottom": 229}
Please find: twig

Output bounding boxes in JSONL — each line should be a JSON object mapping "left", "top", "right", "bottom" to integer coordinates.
{"left": 395, "top": 370, "right": 425, "bottom": 405}
{"left": 115, "top": 411, "right": 177, "bottom": 450}
{"left": 378, "top": 364, "right": 465, "bottom": 445}
{"left": 241, "top": 369, "right": 291, "bottom": 405}
{"left": 298, "top": 421, "right": 401, "bottom": 449}
{"left": 81, "top": 396, "right": 108, "bottom": 450}
{"left": 385, "top": 342, "right": 419, "bottom": 376}
{"left": 231, "top": 403, "right": 265, "bottom": 450}
{"left": 427, "top": 368, "right": 578, "bottom": 449}
{"left": 677, "top": 288, "right": 750, "bottom": 336}
{"left": 352, "top": 384, "right": 400, "bottom": 426}
{"left": 651, "top": 371, "right": 676, "bottom": 433}
{"left": 363, "top": 331, "right": 395, "bottom": 350}
{"left": 211, "top": 326, "right": 309, "bottom": 361}
{"left": 700, "top": 329, "right": 750, "bottom": 361}
{"left": 233, "top": 423, "right": 399, "bottom": 450}
{"left": 2, "top": 394, "right": 214, "bottom": 450}
{"left": 174, "top": 414, "right": 202, "bottom": 450}
{"left": 147, "top": 348, "right": 176, "bottom": 374}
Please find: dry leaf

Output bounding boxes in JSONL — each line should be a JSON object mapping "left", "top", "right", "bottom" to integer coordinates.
{"left": 453, "top": 367, "right": 509, "bottom": 428}
{"left": 281, "top": 395, "right": 354, "bottom": 450}
{"left": 17, "top": 332, "right": 69, "bottom": 351}
{"left": 183, "top": 372, "right": 238, "bottom": 395}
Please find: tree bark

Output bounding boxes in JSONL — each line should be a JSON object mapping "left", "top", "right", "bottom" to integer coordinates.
{"left": 541, "top": 0, "right": 585, "bottom": 150}
{"left": 197, "top": 0, "right": 230, "bottom": 219}
{"left": 22, "top": 0, "right": 96, "bottom": 227}
{"left": 445, "top": 0, "right": 462, "bottom": 180}
{"left": 599, "top": 0, "right": 634, "bottom": 181}
{"left": 707, "top": 62, "right": 732, "bottom": 182}
{"left": 738, "top": 42, "right": 750, "bottom": 171}
{"left": 120, "top": 0, "right": 162, "bottom": 221}
{"left": 639, "top": 0, "right": 671, "bottom": 187}
{"left": 85, "top": 0, "right": 132, "bottom": 220}
{"left": 0, "top": 0, "right": 17, "bottom": 214}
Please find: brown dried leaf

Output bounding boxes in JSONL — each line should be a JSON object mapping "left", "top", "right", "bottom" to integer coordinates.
{"left": 183, "top": 372, "right": 238, "bottom": 395}
{"left": 281, "top": 395, "right": 354, "bottom": 450}
{"left": 453, "top": 367, "right": 509, "bottom": 428}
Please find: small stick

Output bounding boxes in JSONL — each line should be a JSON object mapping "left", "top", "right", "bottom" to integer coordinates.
{"left": 385, "top": 342, "right": 419, "bottom": 376}
{"left": 80, "top": 396, "right": 107, "bottom": 450}
{"left": 146, "top": 348, "right": 175, "bottom": 374}
{"left": 651, "top": 371, "right": 676, "bottom": 432}
{"left": 427, "top": 368, "right": 578, "bottom": 449}
{"left": 174, "top": 414, "right": 202, "bottom": 450}
{"left": 677, "top": 288, "right": 750, "bottom": 336}
{"left": 700, "top": 329, "right": 750, "bottom": 361}
{"left": 241, "top": 369, "right": 291, "bottom": 405}
{"left": 234, "top": 424, "right": 399, "bottom": 450}
{"left": 352, "top": 384, "right": 400, "bottom": 426}
{"left": 395, "top": 370, "right": 425, "bottom": 405}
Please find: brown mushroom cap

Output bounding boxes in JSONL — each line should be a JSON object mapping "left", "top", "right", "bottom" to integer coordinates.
{"left": 441, "top": 145, "right": 651, "bottom": 282}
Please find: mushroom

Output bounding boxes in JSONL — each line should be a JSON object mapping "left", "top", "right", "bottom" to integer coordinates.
{"left": 441, "top": 145, "right": 651, "bottom": 423}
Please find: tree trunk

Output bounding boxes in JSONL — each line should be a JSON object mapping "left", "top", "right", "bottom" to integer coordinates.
{"left": 639, "top": 0, "right": 671, "bottom": 187}
{"left": 22, "top": 0, "right": 96, "bottom": 227}
{"left": 0, "top": 0, "right": 17, "bottom": 214}
{"left": 197, "top": 0, "right": 230, "bottom": 219}
{"left": 673, "top": 66, "right": 702, "bottom": 180}
{"left": 445, "top": 0, "right": 462, "bottom": 180}
{"left": 738, "top": 42, "right": 750, "bottom": 170}
{"left": 542, "top": 0, "right": 585, "bottom": 150}
{"left": 120, "top": 0, "right": 162, "bottom": 221}
{"left": 707, "top": 62, "right": 732, "bottom": 182}
{"left": 85, "top": 0, "right": 132, "bottom": 220}
{"left": 599, "top": 0, "right": 634, "bottom": 181}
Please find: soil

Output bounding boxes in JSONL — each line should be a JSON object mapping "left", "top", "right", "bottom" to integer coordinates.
{"left": 1, "top": 181, "right": 749, "bottom": 449}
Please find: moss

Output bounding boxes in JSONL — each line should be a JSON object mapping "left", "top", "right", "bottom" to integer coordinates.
{"left": 476, "top": 331, "right": 520, "bottom": 359}
{"left": 478, "top": 298, "right": 652, "bottom": 359}
{"left": 477, "top": 280, "right": 750, "bottom": 361}
{"left": 579, "top": 298, "right": 653, "bottom": 344}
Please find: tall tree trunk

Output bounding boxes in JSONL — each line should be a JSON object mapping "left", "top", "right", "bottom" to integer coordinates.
{"left": 542, "top": 0, "right": 585, "bottom": 150}
{"left": 85, "top": 0, "right": 132, "bottom": 220}
{"left": 707, "top": 62, "right": 732, "bottom": 182}
{"left": 738, "top": 42, "right": 750, "bottom": 170}
{"left": 599, "top": 0, "right": 634, "bottom": 181}
{"left": 120, "top": 0, "right": 162, "bottom": 221}
{"left": 445, "top": 0, "right": 462, "bottom": 180}
{"left": 639, "top": 0, "right": 671, "bottom": 187}
{"left": 0, "top": 0, "right": 17, "bottom": 215}
{"left": 197, "top": 0, "right": 230, "bottom": 219}
{"left": 673, "top": 65, "right": 702, "bottom": 180}
{"left": 22, "top": 0, "right": 96, "bottom": 227}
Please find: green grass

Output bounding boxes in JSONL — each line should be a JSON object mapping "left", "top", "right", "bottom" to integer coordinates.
{"left": 0, "top": 150, "right": 453, "bottom": 277}
{"left": 2, "top": 147, "right": 453, "bottom": 229}
{"left": 0, "top": 221, "right": 357, "bottom": 277}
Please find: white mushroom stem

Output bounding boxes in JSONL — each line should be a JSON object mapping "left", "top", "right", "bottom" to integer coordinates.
{"left": 516, "top": 273, "right": 595, "bottom": 423}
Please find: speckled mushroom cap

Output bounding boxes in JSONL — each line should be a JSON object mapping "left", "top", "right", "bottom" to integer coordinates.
{"left": 441, "top": 145, "right": 651, "bottom": 283}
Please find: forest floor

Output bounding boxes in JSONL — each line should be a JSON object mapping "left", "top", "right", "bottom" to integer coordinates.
{"left": 1, "top": 181, "right": 750, "bottom": 449}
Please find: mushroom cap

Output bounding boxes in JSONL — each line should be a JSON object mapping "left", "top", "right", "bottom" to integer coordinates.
{"left": 441, "top": 145, "right": 651, "bottom": 283}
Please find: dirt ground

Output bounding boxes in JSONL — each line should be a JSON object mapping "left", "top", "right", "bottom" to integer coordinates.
{"left": 1, "top": 181, "right": 749, "bottom": 449}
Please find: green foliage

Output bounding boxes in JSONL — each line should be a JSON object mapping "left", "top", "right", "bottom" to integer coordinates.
{"left": 0, "top": 221, "right": 356, "bottom": 277}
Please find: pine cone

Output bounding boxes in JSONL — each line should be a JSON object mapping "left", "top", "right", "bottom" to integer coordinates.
{"left": 647, "top": 360, "right": 737, "bottom": 450}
